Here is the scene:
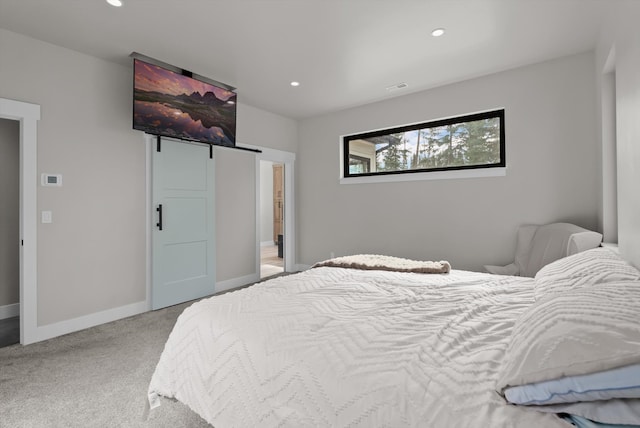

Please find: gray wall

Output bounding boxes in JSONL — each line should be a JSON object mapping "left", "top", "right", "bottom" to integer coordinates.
{"left": 237, "top": 103, "right": 298, "bottom": 153}
{"left": 597, "top": 4, "right": 640, "bottom": 268}
{"left": 1, "top": 29, "right": 147, "bottom": 325}
{"left": 0, "top": 118, "right": 19, "bottom": 308}
{"left": 215, "top": 147, "right": 257, "bottom": 281}
{"left": 297, "top": 52, "right": 599, "bottom": 271}
{"left": 0, "top": 28, "right": 297, "bottom": 327}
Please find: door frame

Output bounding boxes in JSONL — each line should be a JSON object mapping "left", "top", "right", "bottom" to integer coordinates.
{"left": 0, "top": 98, "right": 41, "bottom": 345}
{"left": 252, "top": 146, "right": 296, "bottom": 274}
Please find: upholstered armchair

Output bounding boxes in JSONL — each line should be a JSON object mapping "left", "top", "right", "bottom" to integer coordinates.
{"left": 485, "top": 222, "right": 603, "bottom": 277}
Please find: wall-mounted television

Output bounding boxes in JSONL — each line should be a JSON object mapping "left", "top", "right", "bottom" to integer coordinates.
{"left": 133, "top": 57, "right": 237, "bottom": 147}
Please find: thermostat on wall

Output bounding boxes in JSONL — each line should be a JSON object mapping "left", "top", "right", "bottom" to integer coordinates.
{"left": 41, "top": 173, "right": 62, "bottom": 187}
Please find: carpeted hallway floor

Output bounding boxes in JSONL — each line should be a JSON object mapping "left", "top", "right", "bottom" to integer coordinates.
{"left": 0, "top": 300, "right": 213, "bottom": 428}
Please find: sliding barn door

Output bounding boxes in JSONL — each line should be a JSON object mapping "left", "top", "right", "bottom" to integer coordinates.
{"left": 152, "top": 138, "right": 215, "bottom": 310}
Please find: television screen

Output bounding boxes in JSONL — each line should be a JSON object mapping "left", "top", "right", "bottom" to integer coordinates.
{"left": 133, "top": 58, "right": 236, "bottom": 146}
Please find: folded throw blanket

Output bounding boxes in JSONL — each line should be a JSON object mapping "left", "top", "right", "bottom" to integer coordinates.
{"left": 313, "top": 254, "right": 451, "bottom": 274}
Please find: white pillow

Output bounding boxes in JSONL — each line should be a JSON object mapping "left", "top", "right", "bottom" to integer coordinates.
{"left": 534, "top": 247, "right": 640, "bottom": 300}
{"left": 497, "top": 281, "right": 640, "bottom": 394}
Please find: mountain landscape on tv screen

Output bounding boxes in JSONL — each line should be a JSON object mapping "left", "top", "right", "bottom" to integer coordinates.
{"left": 133, "top": 59, "right": 236, "bottom": 146}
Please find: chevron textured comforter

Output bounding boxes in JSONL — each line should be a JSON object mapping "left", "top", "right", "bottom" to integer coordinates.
{"left": 148, "top": 267, "right": 571, "bottom": 427}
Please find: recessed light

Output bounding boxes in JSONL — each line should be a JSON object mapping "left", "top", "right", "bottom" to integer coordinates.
{"left": 290, "top": 81, "right": 300, "bottom": 87}
{"left": 431, "top": 28, "right": 445, "bottom": 37}
{"left": 106, "top": 0, "right": 123, "bottom": 7}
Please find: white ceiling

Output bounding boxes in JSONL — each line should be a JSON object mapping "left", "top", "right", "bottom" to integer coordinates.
{"left": 0, "top": 0, "right": 626, "bottom": 119}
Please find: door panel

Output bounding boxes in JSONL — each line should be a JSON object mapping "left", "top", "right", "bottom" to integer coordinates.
{"left": 164, "top": 197, "right": 208, "bottom": 242}
{"left": 152, "top": 139, "right": 215, "bottom": 310}
{"left": 162, "top": 241, "right": 208, "bottom": 284}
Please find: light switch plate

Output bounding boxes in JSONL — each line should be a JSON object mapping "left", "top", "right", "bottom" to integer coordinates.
{"left": 41, "top": 211, "right": 52, "bottom": 224}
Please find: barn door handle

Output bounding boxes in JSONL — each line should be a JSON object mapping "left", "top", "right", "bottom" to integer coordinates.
{"left": 156, "top": 204, "right": 163, "bottom": 230}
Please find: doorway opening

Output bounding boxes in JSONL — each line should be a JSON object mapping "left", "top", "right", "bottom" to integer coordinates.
{"left": 254, "top": 146, "right": 295, "bottom": 280}
{"left": 259, "top": 160, "right": 284, "bottom": 279}
{"left": 0, "top": 98, "right": 40, "bottom": 345}
{"left": 0, "top": 118, "right": 20, "bottom": 347}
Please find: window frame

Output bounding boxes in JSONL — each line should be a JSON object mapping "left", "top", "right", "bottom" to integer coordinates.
{"left": 342, "top": 109, "right": 506, "bottom": 179}
{"left": 348, "top": 154, "right": 371, "bottom": 174}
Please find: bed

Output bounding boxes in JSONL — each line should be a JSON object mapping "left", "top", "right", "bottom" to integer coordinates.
{"left": 147, "top": 248, "right": 640, "bottom": 427}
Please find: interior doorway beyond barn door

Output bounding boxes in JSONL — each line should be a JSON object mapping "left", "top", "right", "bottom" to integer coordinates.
{"left": 259, "top": 161, "right": 284, "bottom": 279}
{"left": 255, "top": 147, "right": 296, "bottom": 278}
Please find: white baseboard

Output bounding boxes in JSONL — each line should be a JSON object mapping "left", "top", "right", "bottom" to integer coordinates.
{"left": 0, "top": 303, "right": 19, "bottom": 320}
{"left": 261, "top": 240, "right": 276, "bottom": 247}
{"left": 216, "top": 273, "right": 260, "bottom": 294}
{"left": 30, "top": 300, "right": 148, "bottom": 345}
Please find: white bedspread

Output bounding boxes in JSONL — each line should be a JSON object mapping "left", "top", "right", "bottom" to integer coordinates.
{"left": 148, "top": 267, "right": 571, "bottom": 428}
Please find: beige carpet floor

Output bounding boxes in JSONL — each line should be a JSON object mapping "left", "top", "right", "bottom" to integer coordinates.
{"left": 0, "top": 300, "right": 213, "bottom": 428}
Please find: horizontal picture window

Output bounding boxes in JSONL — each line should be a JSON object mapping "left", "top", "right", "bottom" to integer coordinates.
{"left": 343, "top": 109, "right": 505, "bottom": 179}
